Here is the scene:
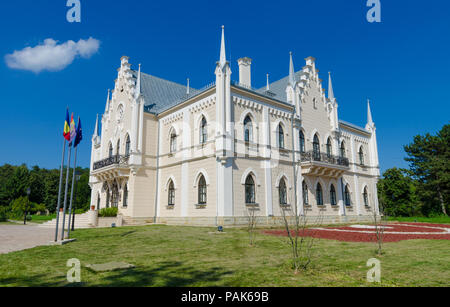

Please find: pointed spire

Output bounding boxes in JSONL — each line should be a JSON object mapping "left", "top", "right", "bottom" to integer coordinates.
{"left": 187, "top": 78, "right": 190, "bottom": 95}
{"left": 219, "top": 25, "right": 227, "bottom": 69}
{"left": 105, "top": 89, "right": 110, "bottom": 113}
{"left": 289, "top": 52, "right": 296, "bottom": 87}
{"left": 266, "top": 74, "right": 270, "bottom": 91}
{"left": 135, "top": 64, "right": 142, "bottom": 100}
{"left": 367, "top": 99, "right": 374, "bottom": 126}
{"left": 93, "top": 114, "right": 99, "bottom": 137}
{"left": 328, "top": 72, "right": 335, "bottom": 100}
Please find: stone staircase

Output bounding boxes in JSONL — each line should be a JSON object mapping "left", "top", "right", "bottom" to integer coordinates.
{"left": 38, "top": 212, "right": 93, "bottom": 229}
{"left": 122, "top": 216, "right": 156, "bottom": 226}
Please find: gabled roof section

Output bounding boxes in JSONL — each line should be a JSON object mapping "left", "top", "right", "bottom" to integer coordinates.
{"left": 256, "top": 71, "right": 304, "bottom": 102}
{"left": 131, "top": 70, "right": 200, "bottom": 114}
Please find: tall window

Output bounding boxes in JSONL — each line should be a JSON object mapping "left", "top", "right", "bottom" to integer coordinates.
{"left": 316, "top": 183, "right": 324, "bottom": 206}
{"left": 123, "top": 184, "right": 128, "bottom": 207}
{"left": 302, "top": 181, "right": 309, "bottom": 206}
{"left": 363, "top": 187, "right": 369, "bottom": 207}
{"left": 170, "top": 132, "right": 177, "bottom": 153}
{"left": 330, "top": 185, "right": 337, "bottom": 206}
{"left": 97, "top": 193, "right": 101, "bottom": 210}
{"left": 278, "top": 124, "right": 285, "bottom": 149}
{"left": 245, "top": 175, "right": 256, "bottom": 204}
{"left": 200, "top": 117, "right": 208, "bottom": 144}
{"left": 244, "top": 116, "right": 253, "bottom": 143}
{"left": 344, "top": 185, "right": 351, "bottom": 207}
{"left": 116, "top": 140, "right": 120, "bottom": 156}
{"left": 279, "top": 179, "right": 287, "bottom": 205}
{"left": 299, "top": 131, "right": 306, "bottom": 153}
{"left": 108, "top": 143, "right": 113, "bottom": 158}
{"left": 326, "top": 138, "right": 332, "bottom": 158}
{"left": 125, "top": 135, "right": 131, "bottom": 157}
{"left": 198, "top": 176, "right": 207, "bottom": 205}
{"left": 313, "top": 134, "right": 321, "bottom": 160}
{"left": 111, "top": 181, "right": 119, "bottom": 208}
{"left": 340, "top": 141, "right": 346, "bottom": 158}
{"left": 168, "top": 181, "right": 175, "bottom": 206}
{"left": 359, "top": 147, "right": 365, "bottom": 165}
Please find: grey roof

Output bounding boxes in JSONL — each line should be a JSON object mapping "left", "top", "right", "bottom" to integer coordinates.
{"left": 339, "top": 120, "right": 369, "bottom": 134}
{"left": 256, "top": 71, "right": 304, "bottom": 102}
{"left": 132, "top": 70, "right": 200, "bottom": 114}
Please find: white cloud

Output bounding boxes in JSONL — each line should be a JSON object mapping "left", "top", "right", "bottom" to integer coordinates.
{"left": 5, "top": 37, "right": 100, "bottom": 73}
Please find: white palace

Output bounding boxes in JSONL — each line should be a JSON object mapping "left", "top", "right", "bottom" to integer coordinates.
{"left": 89, "top": 27, "right": 381, "bottom": 226}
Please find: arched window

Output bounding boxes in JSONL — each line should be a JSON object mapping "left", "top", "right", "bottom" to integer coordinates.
{"left": 359, "top": 147, "right": 365, "bottom": 165}
{"left": 125, "top": 135, "right": 131, "bottom": 157}
{"left": 299, "top": 131, "right": 306, "bottom": 153}
{"left": 278, "top": 124, "right": 285, "bottom": 149}
{"left": 200, "top": 117, "right": 208, "bottom": 144}
{"left": 116, "top": 140, "right": 121, "bottom": 156}
{"left": 244, "top": 116, "right": 253, "bottom": 143}
{"left": 168, "top": 181, "right": 175, "bottom": 206}
{"left": 344, "top": 185, "right": 351, "bottom": 207}
{"left": 279, "top": 179, "right": 287, "bottom": 205}
{"left": 108, "top": 143, "right": 113, "bottom": 158}
{"left": 326, "top": 138, "right": 332, "bottom": 158}
{"left": 363, "top": 187, "right": 369, "bottom": 207}
{"left": 316, "top": 183, "right": 324, "bottom": 206}
{"left": 123, "top": 184, "right": 128, "bottom": 207}
{"left": 330, "top": 185, "right": 337, "bottom": 206}
{"left": 302, "top": 181, "right": 309, "bottom": 206}
{"left": 111, "top": 180, "right": 119, "bottom": 208}
{"left": 170, "top": 131, "right": 177, "bottom": 153}
{"left": 198, "top": 175, "right": 207, "bottom": 205}
{"left": 313, "top": 134, "right": 321, "bottom": 160}
{"left": 340, "top": 141, "right": 346, "bottom": 158}
{"left": 245, "top": 175, "right": 256, "bottom": 204}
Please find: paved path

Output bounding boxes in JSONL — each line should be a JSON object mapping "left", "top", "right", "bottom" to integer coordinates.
{"left": 0, "top": 225, "right": 55, "bottom": 255}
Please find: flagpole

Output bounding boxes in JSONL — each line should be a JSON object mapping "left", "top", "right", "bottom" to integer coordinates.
{"left": 67, "top": 146, "right": 78, "bottom": 239}
{"left": 61, "top": 144, "right": 72, "bottom": 241}
{"left": 54, "top": 139, "right": 66, "bottom": 242}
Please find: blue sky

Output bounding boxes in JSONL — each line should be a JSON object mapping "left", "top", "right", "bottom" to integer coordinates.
{"left": 0, "top": 0, "right": 449, "bottom": 173}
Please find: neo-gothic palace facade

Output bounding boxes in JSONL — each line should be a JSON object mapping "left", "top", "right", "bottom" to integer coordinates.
{"left": 89, "top": 28, "right": 380, "bottom": 226}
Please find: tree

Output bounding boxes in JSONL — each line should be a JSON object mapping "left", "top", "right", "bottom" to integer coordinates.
{"left": 378, "top": 168, "right": 420, "bottom": 217}
{"left": 404, "top": 125, "right": 450, "bottom": 216}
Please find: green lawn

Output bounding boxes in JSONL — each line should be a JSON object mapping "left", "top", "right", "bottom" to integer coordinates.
{"left": 0, "top": 225, "right": 448, "bottom": 287}
{"left": 388, "top": 216, "right": 450, "bottom": 224}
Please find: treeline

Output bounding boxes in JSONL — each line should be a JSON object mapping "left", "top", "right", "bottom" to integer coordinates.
{"left": 0, "top": 164, "right": 91, "bottom": 221}
{"left": 378, "top": 124, "right": 449, "bottom": 217}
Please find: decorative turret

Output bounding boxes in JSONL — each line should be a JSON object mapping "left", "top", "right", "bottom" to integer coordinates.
{"left": 366, "top": 99, "right": 376, "bottom": 131}
{"left": 104, "top": 89, "right": 110, "bottom": 114}
{"left": 328, "top": 72, "right": 335, "bottom": 102}
{"left": 92, "top": 114, "right": 100, "bottom": 146}
{"left": 288, "top": 52, "right": 296, "bottom": 87}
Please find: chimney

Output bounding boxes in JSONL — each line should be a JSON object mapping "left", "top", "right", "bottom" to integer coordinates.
{"left": 238, "top": 57, "right": 252, "bottom": 88}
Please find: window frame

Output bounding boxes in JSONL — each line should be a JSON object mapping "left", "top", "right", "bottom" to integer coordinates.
{"left": 245, "top": 175, "right": 256, "bottom": 204}
{"left": 198, "top": 176, "right": 207, "bottom": 205}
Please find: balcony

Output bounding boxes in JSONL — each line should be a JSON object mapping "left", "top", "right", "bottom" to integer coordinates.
{"left": 300, "top": 151, "right": 349, "bottom": 178}
{"left": 93, "top": 155, "right": 130, "bottom": 171}
{"left": 92, "top": 155, "right": 130, "bottom": 181}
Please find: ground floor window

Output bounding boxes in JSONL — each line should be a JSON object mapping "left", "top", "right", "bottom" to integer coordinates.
{"left": 344, "top": 185, "right": 351, "bottom": 207}
{"left": 123, "top": 184, "right": 128, "bottom": 208}
{"left": 198, "top": 176, "right": 207, "bottom": 205}
{"left": 245, "top": 175, "right": 256, "bottom": 204}
{"left": 330, "top": 185, "right": 337, "bottom": 206}
{"left": 279, "top": 179, "right": 287, "bottom": 205}
{"left": 316, "top": 183, "right": 324, "bottom": 206}
{"left": 302, "top": 181, "right": 309, "bottom": 206}
{"left": 363, "top": 187, "right": 369, "bottom": 207}
{"left": 168, "top": 181, "right": 175, "bottom": 206}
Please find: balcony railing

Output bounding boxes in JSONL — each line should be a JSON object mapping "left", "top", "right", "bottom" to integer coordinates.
{"left": 93, "top": 155, "right": 129, "bottom": 171}
{"left": 301, "top": 151, "right": 350, "bottom": 167}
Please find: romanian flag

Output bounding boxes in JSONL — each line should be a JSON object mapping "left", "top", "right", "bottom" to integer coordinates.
{"left": 63, "top": 109, "right": 71, "bottom": 141}
{"left": 69, "top": 113, "right": 77, "bottom": 146}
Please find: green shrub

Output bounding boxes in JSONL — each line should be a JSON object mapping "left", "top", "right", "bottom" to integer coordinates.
{"left": 98, "top": 207, "right": 118, "bottom": 218}
{"left": 0, "top": 206, "right": 8, "bottom": 222}
{"left": 75, "top": 209, "right": 88, "bottom": 215}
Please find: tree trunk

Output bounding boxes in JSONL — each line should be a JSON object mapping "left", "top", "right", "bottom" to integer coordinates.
{"left": 437, "top": 187, "right": 447, "bottom": 216}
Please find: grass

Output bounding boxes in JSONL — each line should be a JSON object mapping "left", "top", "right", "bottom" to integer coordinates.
{"left": 388, "top": 216, "right": 450, "bottom": 224}
{"left": 0, "top": 225, "right": 448, "bottom": 287}
{"left": 8, "top": 214, "right": 56, "bottom": 224}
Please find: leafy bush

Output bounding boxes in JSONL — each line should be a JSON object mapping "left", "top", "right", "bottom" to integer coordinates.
{"left": 0, "top": 206, "right": 7, "bottom": 222}
{"left": 98, "top": 207, "right": 118, "bottom": 218}
{"left": 75, "top": 209, "right": 88, "bottom": 215}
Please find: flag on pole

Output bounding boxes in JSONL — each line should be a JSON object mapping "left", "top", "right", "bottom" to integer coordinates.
{"left": 69, "top": 113, "right": 77, "bottom": 146}
{"left": 74, "top": 117, "right": 83, "bottom": 148}
{"left": 63, "top": 109, "right": 71, "bottom": 141}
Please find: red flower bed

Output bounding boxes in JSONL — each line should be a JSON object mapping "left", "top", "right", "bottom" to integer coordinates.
{"left": 263, "top": 223, "right": 450, "bottom": 243}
